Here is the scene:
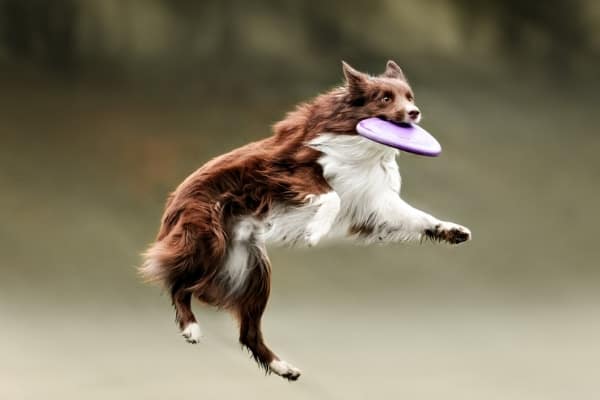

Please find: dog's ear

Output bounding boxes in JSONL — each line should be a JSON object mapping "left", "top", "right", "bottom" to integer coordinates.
{"left": 383, "top": 60, "right": 406, "bottom": 81}
{"left": 342, "top": 61, "right": 368, "bottom": 98}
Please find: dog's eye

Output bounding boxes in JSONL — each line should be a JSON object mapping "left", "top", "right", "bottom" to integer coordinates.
{"left": 406, "top": 94, "right": 414, "bottom": 102}
{"left": 381, "top": 96, "right": 392, "bottom": 104}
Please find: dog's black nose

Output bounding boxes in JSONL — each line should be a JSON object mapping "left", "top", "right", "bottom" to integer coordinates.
{"left": 408, "top": 110, "right": 420, "bottom": 119}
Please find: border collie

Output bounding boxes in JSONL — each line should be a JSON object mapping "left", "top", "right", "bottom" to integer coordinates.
{"left": 140, "top": 60, "right": 471, "bottom": 381}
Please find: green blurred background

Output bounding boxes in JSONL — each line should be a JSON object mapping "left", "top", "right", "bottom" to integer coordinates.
{"left": 1, "top": 1, "right": 599, "bottom": 399}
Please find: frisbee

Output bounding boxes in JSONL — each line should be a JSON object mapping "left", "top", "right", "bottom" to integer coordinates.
{"left": 356, "top": 117, "right": 442, "bottom": 157}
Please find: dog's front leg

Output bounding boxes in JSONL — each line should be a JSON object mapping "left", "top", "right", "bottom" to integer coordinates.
{"left": 376, "top": 195, "right": 471, "bottom": 244}
{"left": 305, "top": 191, "right": 341, "bottom": 246}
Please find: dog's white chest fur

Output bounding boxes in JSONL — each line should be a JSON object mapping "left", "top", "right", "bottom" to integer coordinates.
{"left": 262, "top": 134, "right": 401, "bottom": 245}
{"left": 312, "top": 134, "right": 401, "bottom": 235}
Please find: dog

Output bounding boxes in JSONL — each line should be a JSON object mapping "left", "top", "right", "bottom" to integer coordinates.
{"left": 140, "top": 60, "right": 471, "bottom": 381}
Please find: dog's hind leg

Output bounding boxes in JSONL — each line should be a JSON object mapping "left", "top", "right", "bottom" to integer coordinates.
{"left": 171, "top": 282, "right": 202, "bottom": 343}
{"left": 141, "top": 241, "right": 203, "bottom": 344}
{"left": 234, "top": 245, "right": 301, "bottom": 381}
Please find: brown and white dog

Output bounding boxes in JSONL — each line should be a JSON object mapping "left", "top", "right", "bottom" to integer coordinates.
{"left": 140, "top": 61, "right": 471, "bottom": 381}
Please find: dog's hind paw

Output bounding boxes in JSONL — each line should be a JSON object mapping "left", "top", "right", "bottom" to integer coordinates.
{"left": 181, "top": 322, "right": 203, "bottom": 344}
{"left": 425, "top": 222, "right": 471, "bottom": 244}
{"left": 269, "top": 359, "right": 302, "bottom": 381}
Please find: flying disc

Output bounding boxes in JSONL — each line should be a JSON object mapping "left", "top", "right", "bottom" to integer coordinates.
{"left": 356, "top": 117, "right": 442, "bottom": 157}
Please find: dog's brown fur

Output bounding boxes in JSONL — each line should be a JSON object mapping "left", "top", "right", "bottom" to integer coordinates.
{"left": 140, "top": 61, "right": 417, "bottom": 378}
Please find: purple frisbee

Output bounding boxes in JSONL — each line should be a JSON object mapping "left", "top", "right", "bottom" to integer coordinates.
{"left": 356, "top": 117, "right": 442, "bottom": 157}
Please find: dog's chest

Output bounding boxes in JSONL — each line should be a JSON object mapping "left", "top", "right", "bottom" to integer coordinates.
{"left": 263, "top": 134, "right": 401, "bottom": 245}
{"left": 319, "top": 145, "right": 400, "bottom": 236}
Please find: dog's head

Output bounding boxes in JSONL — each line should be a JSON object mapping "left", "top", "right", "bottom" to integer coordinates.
{"left": 342, "top": 60, "right": 421, "bottom": 125}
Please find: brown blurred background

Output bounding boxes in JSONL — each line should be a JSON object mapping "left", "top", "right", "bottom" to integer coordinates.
{"left": 1, "top": 1, "right": 599, "bottom": 399}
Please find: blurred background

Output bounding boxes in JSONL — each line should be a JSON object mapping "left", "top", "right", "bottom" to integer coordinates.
{"left": 1, "top": 1, "right": 599, "bottom": 399}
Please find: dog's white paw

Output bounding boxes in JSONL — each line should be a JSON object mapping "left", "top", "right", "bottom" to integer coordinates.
{"left": 304, "top": 219, "right": 330, "bottom": 247}
{"left": 181, "top": 322, "right": 203, "bottom": 344}
{"left": 269, "top": 359, "right": 301, "bottom": 381}
{"left": 304, "top": 230, "right": 323, "bottom": 247}
{"left": 304, "top": 192, "right": 340, "bottom": 247}
{"left": 425, "top": 221, "right": 471, "bottom": 244}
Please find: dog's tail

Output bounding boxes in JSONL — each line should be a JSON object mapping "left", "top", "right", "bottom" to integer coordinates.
{"left": 139, "top": 203, "right": 228, "bottom": 291}
{"left": 139, "top": 239, "right": 190, "bottom": 287}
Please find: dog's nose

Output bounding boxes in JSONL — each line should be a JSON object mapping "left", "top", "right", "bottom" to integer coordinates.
{"left": 408, "top": 109, "right": 420, "bottom": 120}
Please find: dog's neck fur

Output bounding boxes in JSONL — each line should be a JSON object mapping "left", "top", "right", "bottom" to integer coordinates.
{"left": 273, "top": 87, "right": 368, "bottom": 139}
{"left": 269, "top": 86, "right": 404, "bottom": 234}
{"left": 308, "top": 133, "right": 401, "bottom": 238}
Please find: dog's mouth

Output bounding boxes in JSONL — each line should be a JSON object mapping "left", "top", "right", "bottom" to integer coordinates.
{"left": 376, "top": 115, "right": 413, "bottom": 127}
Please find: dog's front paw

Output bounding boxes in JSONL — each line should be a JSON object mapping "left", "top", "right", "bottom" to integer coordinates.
{"left": 425, "top": 222, "right": 471, "bottom": 244}
{"left": 304, "top": 231, "right": 322, "bottom": 247}
{"left": 304, "top": 223, "right": 328, "bottom": 247}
